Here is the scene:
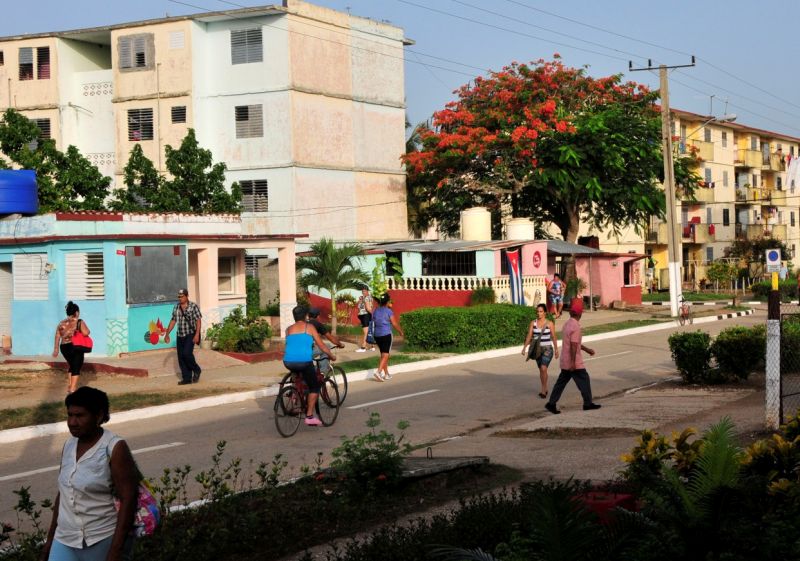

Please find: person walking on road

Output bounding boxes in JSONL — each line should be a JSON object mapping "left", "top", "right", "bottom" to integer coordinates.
{"left": 355, "top": 286, "right": 375, "bottom": 352}
{"left": 522, "top": 303, "right": 559, "bottom": 399}
{"left": 53, "top": 301, "right": 91, "bottom": 395}
{"left": 164, "top": 288, "right": 203, "bottom": 386}
{"left": 371, "top": 293, "right": 404, "bottom": 382}
{"left": 544, "top": 299, "right": 601, "bottom": 414}
{"left": 547, "top": 273, "right": 564, "bottom": 318}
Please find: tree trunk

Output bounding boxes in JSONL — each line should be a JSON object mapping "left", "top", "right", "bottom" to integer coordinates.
{"left": 330, "top": 292, "right": 338, "bottom": 335}
{"left": 564, "top": 211, "right": 581, "bottom": 292}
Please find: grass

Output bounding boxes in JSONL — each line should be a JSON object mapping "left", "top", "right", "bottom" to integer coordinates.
{"left": 642, "top": 291, "right": 734, "bottom": 302}
{"left": 340, "top": 352, "right": 439, "bottom": 372}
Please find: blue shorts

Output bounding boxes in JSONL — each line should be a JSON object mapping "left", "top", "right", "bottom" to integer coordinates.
{"left": 536, "top": 345, "right": 554, "bottom": 367}
{"left": 550, "top": 295, "right": 563, "bottom": 304}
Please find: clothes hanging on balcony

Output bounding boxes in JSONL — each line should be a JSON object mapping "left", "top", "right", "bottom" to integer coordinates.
{"left": 786, "top": 158, "right": 800, "bottom": 193}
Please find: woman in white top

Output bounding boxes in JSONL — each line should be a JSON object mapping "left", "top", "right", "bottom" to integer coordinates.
{"left": 521, "top": 304, "right": 559, "bottom": 399}
{"left": 41, "top": 387, "right": 138, "bottom": 561}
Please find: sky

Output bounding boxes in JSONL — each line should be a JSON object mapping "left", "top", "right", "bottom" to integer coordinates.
{"left": 3, "top": 0, "right": 799, "bottom": 138}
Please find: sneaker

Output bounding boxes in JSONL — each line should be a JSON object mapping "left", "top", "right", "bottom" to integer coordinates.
{"left": 304, "top": 416, "right": 322, "bottom": 426}
{"left": 369, "top": 347, "right": 376, "bottom": 352}
{"left": 356, "top": 348, "right": 367, "bottom": 353}
{"left": 583, "top": 403, "right": 602, "bottom": 411}
{"left": 373, "top": 372, "right": 384, "bottom": 382}
{"left": 383, "top": 373, "right": 392, "bottom": 381}
{"left": 545, "top": 402, "right": 561, "bottom": 415}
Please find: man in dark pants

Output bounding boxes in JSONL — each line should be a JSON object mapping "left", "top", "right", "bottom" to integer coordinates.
{"left": 545, "top": 298, "right": 601, "bottom": 414}
{"left": 164, "top": 288, "right": 203, "bottom": 385}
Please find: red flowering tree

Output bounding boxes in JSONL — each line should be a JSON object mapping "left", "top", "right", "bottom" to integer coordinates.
{"left": 404, "top": 57, "right": 700, "bottom": 241}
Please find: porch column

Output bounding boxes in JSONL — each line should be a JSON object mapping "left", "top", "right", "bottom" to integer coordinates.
{"left": 195, "top": 247, "right": 220, "bottom": 329}
{"left": 277, "top": 244, "right": 297, "bottom": 337}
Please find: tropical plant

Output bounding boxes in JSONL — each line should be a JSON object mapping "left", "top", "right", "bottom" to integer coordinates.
{"left": 369, "top": 255, "right": 404, "bottom": 301}
{"left": 705, "top": 260, "right": 737, "bottom": 293}
{"left": 667, "top": 331, "right": 711, "bottom": 384}
{"left": 203, "top": 307, "right": 271, "bottom": 353}
{"left": 470, "top": 287, "right": 496, "bottom": 305}
{"left": 296, "top": 238, "right": 368, "bottom": 334}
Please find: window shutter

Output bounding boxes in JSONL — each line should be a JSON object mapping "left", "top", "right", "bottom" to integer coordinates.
{"left": 128, "top": 109, "right": 154, "bottom": 141}
{"left": 241, "top": 179, "right": 268, "bottom": 212}
{"left": 169, "top": 31, "right": 185, "bottom": 50}
{"left": 36, "top": 47, "right": 50, "bottom": 79}
{"left": 12, "top": 254, "right": 48, "bottom": 300}
{"left": 235, "top": 104, "right": 263, "bottom": 138}
{"left": 66, "top": 253, "right": 105, "bottom": 300}
{"left": 231, "top": 28, "right": 262, "bottom": 64}
{"left": 119, "top": 37, "right": 132, "bottom": 69}
{"left": 32, "top": 119, "right": 51, "bottom": 139}
{"left": 171, "top": 106, "right": 186, "bottom": 123}
{"left": 133, "top": 36, "right": 147, "bottom": 67}
{"left": 246, "top": 28, "right": 263, "bottom": 63}
{"left": 231, "top": 30, "right": 247, "bottom": 64}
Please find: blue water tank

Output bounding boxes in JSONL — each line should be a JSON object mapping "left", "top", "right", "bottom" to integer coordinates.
{"left": 0, "top": 170, "right": 38, "bottom": 215}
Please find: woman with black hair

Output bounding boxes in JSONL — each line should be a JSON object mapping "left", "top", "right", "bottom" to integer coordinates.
{"left": 371, "top": 293, "right": 404, "bottom": 382}
{"left": 41, "top": 386, "right": 138, "bottom": 561}
{"left": 53, "top": 301, "right": 91, "bottom": 395}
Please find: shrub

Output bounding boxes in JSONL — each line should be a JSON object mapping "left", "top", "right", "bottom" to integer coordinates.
{"left": 710, "top": 326, "right": 765, "bottom": 381}
{"left": 668, "top": 331, "right": 711, "bottom": 384}
{"left": 469, "top": 287, "right": 496, "bottom": 305}
{"left": 782, "top": 321, "right": 800, "bottom": 375}
{"left": 400, "top": 304, "right": 536, "bottom": 351}
{"left": 335, "top": 293, "right": 357, "bottom": 325}
{"left": 751, "top": 279, "right": 797, "bottom": 301}
{"left": 204, "top": 307, "right": 271, "bottom": 353}
{"left": 245, "top": 276, "right": 260, "bottom": 317}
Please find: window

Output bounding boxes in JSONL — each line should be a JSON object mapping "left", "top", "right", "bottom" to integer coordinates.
{"left": 32, "top": 118, "right": 50, "bottom": 139}
{"left": 19, "top": 47, "right": 33, "bottom": 80}
{"left": 244, "top": 254, "right": 259, "bottom": 278}
{"left": 792, "top": 146, "right": 796, "bottom": 156}
{"left": 66, "top": 252, "right": 105, "bottom": 300}
{"left": 722, "top": 208, "right": 730, "bottom": 226}
{"left": 171, "top": 105, "right": 186, "bottom": 124}
{"left": 422, "top": 252, "right": 476, "bottom": 276}
{"left": 750, "top": 136, "right": 758, "bottom": 150}
{"left": 12, "top": 254, "right": 48, "bottom": 300}
{"left": 119, "top": 34, "right": 152, "bottom": 70}
{"left": 218, "top": 256, "right": 236, "bottom": 294}
{"left": 721, "top": 131, "right": 727, "bottom": 148}
{"left": 0, "top": 51, "right": 4, "bottom": 66}
{"left": 37, "top": 47, "right": 50, "bottom": 79}
{"left": 706, "top": 208, "right": 712, "bottom": 224}
{"left": 127, "top": 108, "right": 154, "bottom": 141}
{"left": 231, "top": 28, "right": 263, "bottom": 64}
{"left": 704, "top": 168, "right": 712, "bottom": 184}
{"left": 778, "top": 177, "right": 783, "bottom": 189}
{"left": 792, "top": 212, "right": 796, "bottom": 228}
{"left": 240, "top": 179, "right": 268, "bottom": 212}
{"left": 235, "top": 104, "right": 263, "bottom": 138}
{"left": 680, "top": 124, "right": 687, "bottom": 141}
{"left": 722, "top": 170, "right": 729, "bottom": 187}
{"left": 753, "top": 173, "right": 759, "bottom": 187}
{"left": 169, "top": 31, "right": 185, "bottom": 50}
{"left": 706, "top": 247, "right": 713, "bottom": 263}
{"left": 753, "top": 210, "right": 759, "bottom": 222}
{"left": 704, "top": 128, "right": 711, "bottom": 143}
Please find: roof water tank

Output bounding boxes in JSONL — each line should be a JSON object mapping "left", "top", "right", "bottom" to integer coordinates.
{"left": 460, "top": 207, "right": 491, "bottom": 240}
{"left": 505, "top": 218, "right": 535, "bottom": 240}
{"left": 0, "top": 170, "right": 38, "bottom": 215}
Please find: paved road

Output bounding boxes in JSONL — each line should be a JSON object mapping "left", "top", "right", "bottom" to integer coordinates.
{"left": 0, "top": 312, "right": 763, "bottom": 522}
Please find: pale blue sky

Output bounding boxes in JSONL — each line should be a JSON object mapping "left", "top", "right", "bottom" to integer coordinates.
{"left": 3, "top": 0, "right": 799, "bottom": 137}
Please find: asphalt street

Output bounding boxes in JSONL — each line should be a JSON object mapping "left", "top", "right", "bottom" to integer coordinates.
{"left": 0, "top": 312, "right": 763, "bottom": 522}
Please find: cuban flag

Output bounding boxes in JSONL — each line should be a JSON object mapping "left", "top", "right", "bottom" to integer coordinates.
{"left": 506, "top": 249, "right": 525, "bottom": 305}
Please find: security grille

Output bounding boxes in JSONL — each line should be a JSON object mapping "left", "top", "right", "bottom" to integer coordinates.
{"left": 171, "top": 106, "right": 187, "bottom": 124}
{"left": 12, "top": 254, "right": 48, "bottom": 300}
{"left": 128, "top": 108, "right": 154, "bottom": 141}
{"left": 19, "top": 47, "right": 33, "bottom": 80}
{"left": 235, "top": 105, "right": 263, "bottom": 138}
{"left": 37, "top": 46, "right": 50, "bottom": 79}
{"left": 231, "top": 28, "right": 263, "bottom": 64}
{"left": 32, "top": 119, "right": 51, "bottom": 139}
{"left": 241, "top": 179, "right": 268, "bottom": 212}
{"left": 66, "top": 252, "right": 105, "bottom": 300}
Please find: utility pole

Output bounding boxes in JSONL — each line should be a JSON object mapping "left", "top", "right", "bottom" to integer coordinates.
{"left": 630, "top": 57, "right": 695, "bottom": 317}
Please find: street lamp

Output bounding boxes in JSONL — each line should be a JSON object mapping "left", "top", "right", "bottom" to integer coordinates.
{"left": 663, "top": 112, "right": 737, "bottom": 317}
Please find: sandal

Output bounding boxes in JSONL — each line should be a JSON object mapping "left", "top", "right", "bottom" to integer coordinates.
{"left": 538, "top": 391, "right": 548, "bottom": 399}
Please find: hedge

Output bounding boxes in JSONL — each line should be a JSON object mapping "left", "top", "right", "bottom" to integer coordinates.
{"left": 668, "top": 331, "right": 712, "bottom": 384}
{"left": 710, "top": 325, "right": 765, "bottom": 381}
{"left": 751, "top": 279, "right": 798, "bottom": 301}
{"left": 400, "top": 304, "right": 536, "bottom": 351}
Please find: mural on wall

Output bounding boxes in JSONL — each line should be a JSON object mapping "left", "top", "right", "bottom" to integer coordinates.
{"left": 106, "top": 319, "right": 128, "bottom": 356}
{"left": 144, "top": 318, "right": 167, "bottom": 345}
{"left": 128, "top": 304, "right": 175, "bottom": 352}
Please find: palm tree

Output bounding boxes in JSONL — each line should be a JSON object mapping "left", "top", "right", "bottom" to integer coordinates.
{"left": 296, "top": 238, "right": 369, "bottom": 334}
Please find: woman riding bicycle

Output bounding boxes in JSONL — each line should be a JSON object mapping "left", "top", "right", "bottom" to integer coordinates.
{"left": 283, "top": 305, "right": 336, "bottom": 426}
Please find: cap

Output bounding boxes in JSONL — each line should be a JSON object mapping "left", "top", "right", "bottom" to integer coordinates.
{"left": 570, "top": 298, "right": 584, "bottom": 314}
{"left": 178, "top": 288, "right": 188, "bottom": 296}
{"left": 308, "top": 307, "right": 320, "bottom": 318}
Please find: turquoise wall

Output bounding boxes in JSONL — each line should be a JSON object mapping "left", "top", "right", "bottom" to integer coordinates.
{"left": 475, "top": 250, "right": 495, "bottom": 277}
{"left": 401, "top": 252, "right": 422, "bottom": 276}
{"left": 128, "top": 303, "right": 175, "bottom": 352}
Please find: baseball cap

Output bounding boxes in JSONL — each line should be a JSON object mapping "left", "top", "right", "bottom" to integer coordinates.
{"left": 570, "top": 298, "right": 584, "bottom": 314}
{"left": 308, "top": 307, "right": 321, "bottom": 318}
{"left": 177, "top": 288, "right": 188, "bottom": 297}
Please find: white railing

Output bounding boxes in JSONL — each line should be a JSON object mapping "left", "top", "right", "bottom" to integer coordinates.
{"left": 387, "top": 275, "right": 547, "bottom": 292}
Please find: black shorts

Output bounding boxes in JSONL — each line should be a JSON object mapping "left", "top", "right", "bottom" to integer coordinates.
{"left": 60, "top": 343, "right": 85, "bottom": 376}
{"left": 358, "top": 312, "right": 372, "bottom": 328}
{"left": 374, "top": 334, "right": 393, "bottom": 354}
{"left": 283, "top": 361, "right": 320, "bottom": 394}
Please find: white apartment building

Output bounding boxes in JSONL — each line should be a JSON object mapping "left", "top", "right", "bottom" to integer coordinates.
{"left": 0, "top": 1, "right": 409, "bottom": 241}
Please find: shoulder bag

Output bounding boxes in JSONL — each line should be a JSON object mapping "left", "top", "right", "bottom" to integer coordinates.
{"left": 108, "top": 441, "right": 161, "bottom": 537}
{"left": 71, "top": 320, "right": 93, "bottom": 353}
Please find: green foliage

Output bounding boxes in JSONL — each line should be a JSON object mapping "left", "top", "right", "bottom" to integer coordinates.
{"left": 245, "top": 276, "right": 260, "bottom": 317}
{"left": 751, "top": 279, "right": 798, "bottom": 300}
{"left": 369, "top": 255, "right": 403, "bottom": 300}
{"left": 330, "top": 412, "right": 411, "bottom": 488}
{"left": 204, "top": 307, "right": 270, "bottom": 353}
{"left": 108, "top": 129, "right": 241, "bottom": 213}
{"left": 668, "top": 331, "right": 711, "bottom": 384}
{"left": 782, "top": 321, "right": 800, "bottom": 375}
{"left": 709, "top": 326, "right": 765, "bottom": 381}
{"left": 195, "top": 441, "right": 242, "bottom": 501}
{"left": 401, "top": 304, "right": 536, "bottom": 351}
{"left": 705, "top": 260, "right": 737, "bottom": 287}
{"left": 0, "top": 487, "right": 52, "bottom": 560}
{"left": 469, "top": 287, "right": 496, "bottom": 305}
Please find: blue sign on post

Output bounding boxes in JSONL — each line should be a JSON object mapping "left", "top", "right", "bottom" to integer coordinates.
{"left": 765, "top": 249, "right": 781, "bottom": 273}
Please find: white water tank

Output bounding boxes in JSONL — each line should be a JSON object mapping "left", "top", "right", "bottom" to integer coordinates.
{"left": 460, "top": 207, "right": 491, "bottom": 240}
{"left": 505, "top": 218, "right": 535, "bottom": 240}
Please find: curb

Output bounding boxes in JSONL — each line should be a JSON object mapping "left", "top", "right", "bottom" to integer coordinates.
{"left": 0, "top": 309, "right": 758, "bottom": 445}
{"left": 2, "top": 359, "right": 148, "bottom": 378}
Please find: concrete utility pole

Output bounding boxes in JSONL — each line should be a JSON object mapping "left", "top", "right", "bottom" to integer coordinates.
{"left": 630, "top": 58, "right": 695, "bottom": 317}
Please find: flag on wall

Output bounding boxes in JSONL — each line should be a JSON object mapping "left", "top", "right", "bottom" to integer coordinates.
{"left": 506, "top": 249, "right": 525, "bottom": 305}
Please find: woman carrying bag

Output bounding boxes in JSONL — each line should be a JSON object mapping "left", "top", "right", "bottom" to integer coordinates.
{"left": 53, "top": 301, "right": 92, "bottom": 395}
{"left": 521, "top": 303, "right": 559, "bottom": 399}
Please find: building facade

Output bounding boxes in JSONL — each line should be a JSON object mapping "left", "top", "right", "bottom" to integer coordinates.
{"left": 0, "top": 0, "right": 409, "bottom": 241}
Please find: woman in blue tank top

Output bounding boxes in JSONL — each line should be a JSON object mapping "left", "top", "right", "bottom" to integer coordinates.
{"left": 283, "top": 305, "right": 336, "bottom": 426}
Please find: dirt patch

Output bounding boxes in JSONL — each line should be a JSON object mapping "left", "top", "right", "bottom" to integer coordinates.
{"left": 493, "top": 427, "right": 642, "bottom": 439}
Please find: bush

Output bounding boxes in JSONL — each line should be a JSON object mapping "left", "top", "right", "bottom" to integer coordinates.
{"left": 245, "top": 276, "right": 260, "bottom": 317}
{"left": 782, "top": 321, "right": 800, "bottom": 375}
{"left": 710, "top": 326, "right": 765, "bottom": 381}
{"left": 751, "top": 279, "right": 797, "bottom": 301}
{"left": 400, "top": 304, "right": 536, "bottom": 351}
{"left": 469, "top": 287, "right": 496, "bottom": 305}
{"left": 204, "top": 307, "right": 271, "bottom": 353}
{"left": 668, "top": 331, "right": 711, "bottom": 384}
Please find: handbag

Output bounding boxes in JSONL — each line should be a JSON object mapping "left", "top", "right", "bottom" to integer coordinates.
{"left": 71, "top": 321, "right": 93, "bottom": 353}
{"left": 526, "top": 334, "right": 542, "bottom": 361}
{"left": 366, "top": 319, "right": 376, "bottom": 345}
{"left": 114, "top": 480, "right": 161, "bottom": 537}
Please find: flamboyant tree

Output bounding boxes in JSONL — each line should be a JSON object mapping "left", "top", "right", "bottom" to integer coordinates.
{"left": 403, "top": 57, "right": 701, "bottom": 242}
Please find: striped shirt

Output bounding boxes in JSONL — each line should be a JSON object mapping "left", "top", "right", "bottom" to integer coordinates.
{"left": 532, "top": 320, "right": 553, "bottom": 347}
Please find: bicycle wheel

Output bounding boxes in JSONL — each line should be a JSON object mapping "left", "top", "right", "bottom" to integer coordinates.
{"left": 678, "top": 310, "right": 686, "bottom": 326}
{"left": 316, "top": 378, "right": 340, "bottom": 426}
{"left": 327, "top": 365, "right": 348, "bottom": 404}
{"left": 687, "top": 311, "right": 693, "bottom": 325}
{"left": 274, "top": 386, "right": 303, "bottom": 437}
{"left": 278, "top": 371, "right": 293, "bottom": 393}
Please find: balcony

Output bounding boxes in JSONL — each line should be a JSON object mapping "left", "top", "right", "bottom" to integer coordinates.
{"left": 763, "top": 153, "right": 785, "bottom": 172}
{"left": 770, "top": 189, "right": 787, "bottom": 205}
{"left": 735, "top": 186, "right": 769, "bottom": 204}
{"left": 735, "top": 149, "right": 762, "bottom": 168}
{"left": 646, "top": 222, "right": 669, "bottom": 245}
{"left": 740, "top": 224, "right": 788, "bottom": 241}
{"left": 690, "top": 139, "right": 714, "bottom": 161}
{"left": 687, "top": 186, "right": 715, "bottom": 203}
{"left": 682, "top": 223, "right": 715, "bottom": 244}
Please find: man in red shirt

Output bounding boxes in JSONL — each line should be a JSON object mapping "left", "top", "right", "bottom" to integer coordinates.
{"left": 545, "top": 298, "right": 602, "bottom": 414}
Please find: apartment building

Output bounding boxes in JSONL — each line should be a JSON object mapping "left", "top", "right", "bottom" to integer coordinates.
{"left": 0, "top": 0, "right": 409, "bottom": 241}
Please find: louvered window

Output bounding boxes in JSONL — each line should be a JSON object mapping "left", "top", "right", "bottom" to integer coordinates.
{"left": 0, "top": 51, "right": 5, "bottom": 66}
{"left": 66, "top": 252, "right": 105, "bottom": 300}
{"left": 119, "top": 34, "right": 152, "bottom": 70}
{"left": 19, "top": 47, "right": 33, "bottom": 80}
{"left": 235, "top": 105, "right": 263, "bottom": 138}
{"left": 128, "top": 108, "right": 154, "bottom": 141}
{"left": 171, "top": 105, "right": 186, "bottom": 124}
{"left": 32, "top": 119, "right": 50, "bottom": 139}
{"left": 37, "top": 47, "right": 50, "bottom": 79}
{"left": 240, "top": 179, "right": 268, "bottom": 212}
{"left": 245, "top": 254, "right": 258, "bottom": 278}
{"left": 169, "top": 31, "right": 185, "bottom": 50}
{"left": 12, "top": 254, "right": 48, "bottom": 300}
{"left": 230, "top": 28, "right": 263, "bottom": 65}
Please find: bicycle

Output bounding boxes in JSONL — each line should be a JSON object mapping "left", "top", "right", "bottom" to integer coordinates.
{"left": 678, "top": 296, "right": 692, "bottom": 326}
{"left": 274, "top": 365, "right": 341, "bottom": 437}
{"left": 279, "top": 350, "right": 348, "bottom": 404}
